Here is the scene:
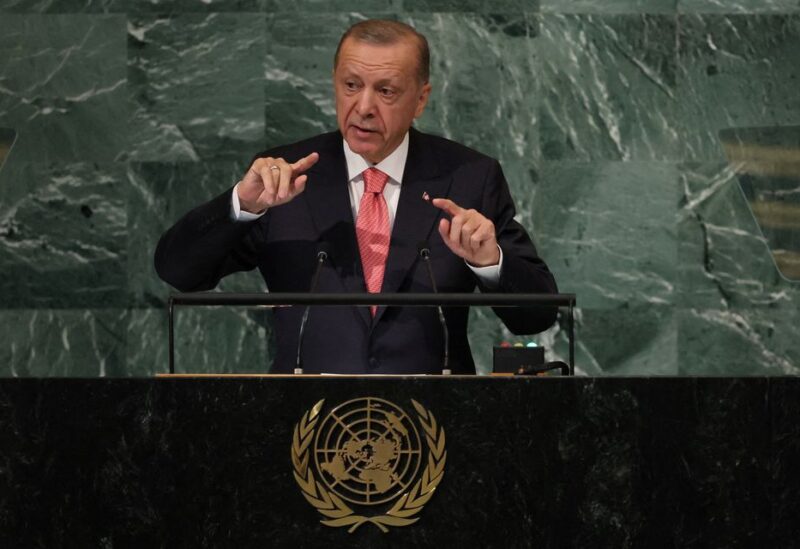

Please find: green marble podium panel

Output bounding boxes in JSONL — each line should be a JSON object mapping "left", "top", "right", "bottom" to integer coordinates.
{"left": 1, "top": 3, "right": 799, "bottom": 376}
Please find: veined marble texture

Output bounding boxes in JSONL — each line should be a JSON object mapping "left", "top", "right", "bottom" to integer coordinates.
{"left": 539, "top": 14, "right": 680, "bottom": 161}
{"left": 0, "top": 14, "right": 127, "bottom": 163}
{"left": 541, "top": 0, "right": 677, "bottom": 13}
{"left": 677, "top": 14, "right": 800, "bottom": 161}
{"left": 678, "top": 160, "right": 800, "bottom": 374}
{"left": 679, "top": 0, "right": 800, "bottom": 13}
{"left": 0, "top": 5, "right": 799, "bottom": 376}
{"left": 0, "top": 161, "right": 127, "bottom": 308}
{"left": 126, "top": 13, "right": 267, "bottom": 161}
{"left": 0, "top": 128, "right": 14, "bottom": 172}
{"left": 0, "top": 309, "right": 127, "bottom": 376}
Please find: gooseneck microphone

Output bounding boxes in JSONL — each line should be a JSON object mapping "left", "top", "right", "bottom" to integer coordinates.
{"left": 418, "top": 245, "right": 451, "bottom": 375}
{"left": 295, "top": 246, "right": 329, "bottom": 374}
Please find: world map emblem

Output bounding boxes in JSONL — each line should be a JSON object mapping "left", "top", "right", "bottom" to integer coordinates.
{"left": 291, "top": 397, "right": 447, "bottom": 532}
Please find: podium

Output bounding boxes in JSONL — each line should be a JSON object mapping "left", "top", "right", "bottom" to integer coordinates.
{"left": 1, "top": 376, "right": 798, "bottom": 547}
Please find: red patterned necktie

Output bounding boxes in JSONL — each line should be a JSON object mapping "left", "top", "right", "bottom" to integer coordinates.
{"left": 356, "top": 167, "right": 390, "bottom": 316}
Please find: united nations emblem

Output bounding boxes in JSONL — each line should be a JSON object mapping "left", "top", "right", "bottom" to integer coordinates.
{"left": 291, "top": 397, "right": 447, "bottom": 533}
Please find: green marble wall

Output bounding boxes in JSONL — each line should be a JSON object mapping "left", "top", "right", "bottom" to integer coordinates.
{"left": 1, "top": 1, "right": 799, "bottom": 376}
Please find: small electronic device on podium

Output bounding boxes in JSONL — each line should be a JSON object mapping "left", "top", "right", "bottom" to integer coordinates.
{"left": 493, "top": 345, "right": 545, "bottom": 373}
{"left": 493, "top": 344, "right": 569, "bottom": 376}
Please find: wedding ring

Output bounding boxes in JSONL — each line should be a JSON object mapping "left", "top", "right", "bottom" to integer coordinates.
{"left": 269, "top": 165, "right": 280, "bottom": 171}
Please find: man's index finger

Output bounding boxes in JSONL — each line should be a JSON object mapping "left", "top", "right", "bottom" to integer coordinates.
{"left": 291, "top": 152, "right": 320, "bottom": 174}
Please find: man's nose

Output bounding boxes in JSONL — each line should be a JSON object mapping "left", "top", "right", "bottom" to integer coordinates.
{"left": 355, "top": 89, "right": 376, "bottom": 117}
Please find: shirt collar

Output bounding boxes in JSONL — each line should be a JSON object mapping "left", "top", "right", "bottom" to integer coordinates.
{"left": 343, "top": 132, "right": 409, "bottom": 184}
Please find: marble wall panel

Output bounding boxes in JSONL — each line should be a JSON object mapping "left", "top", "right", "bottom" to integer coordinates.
{"left": 541, "top": 0, "right": 676, "bottom": 13}
{"left": 0, "top": 0, "right": 122, "bottom": 12}
{"left": 0, "top": 309, "right": 127, "bottom": 376}
{"left": 676, "top": 158, "right": 800, "bottom": 374}
{"left": 536, "top": 161, "right": 677, "bottom": 308}
{"left": 0, "top": 0, "right": 269, "bottom": 12}
{"left": 0, "top": 128, "right": 14, "bottom": 173}
{"left": 0, "top": 162, "right": 127, "bottom": 308}
{"left": 277, "top": 0, "right": 398, "bottom": 12}
{"left": 126, "top": 307, "right": 271, "bottom": 375}
{"left": 130, "top": 0, "right": 269, "bottom": 12}
{"left": 0, "top": 14, "right": 127, "bottom": 163}
{"left": 402, "top": 0, "right": 539, "bottom": 13}
{"left": 538, "top": 14, "right": 680, "bottom": 161}
{"left": 126, "top": 13, "right": 266, "bottom": 162}
{"left": 532, "top": 159, "right": 679, "bottom": 373}
{"left": 0, "top": 306, "right": 273, "bottom": 377}
{"left": 679, "top": 0, "right": 800, "bottom": 13}
{"left": 676, "top": 14, "right": 800, "bottom": 161}
{"left": 678, "top": 162, "right": 793, "bottom": 308}
{"left": 574, "top": 305, "right": 677, "bottom": 374}
{"left": 678, "top": 306, "right": 800, "bottom": 374}
{"left": 413, "top": 13, "right": 540, "bottom": 162}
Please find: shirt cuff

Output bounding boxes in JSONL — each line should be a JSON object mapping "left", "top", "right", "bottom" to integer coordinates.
{"left": 466, "top": 245, "right": 503, "bottom": 288}
{"left": 231, "top": 182, "right": 266, "bottom": 221}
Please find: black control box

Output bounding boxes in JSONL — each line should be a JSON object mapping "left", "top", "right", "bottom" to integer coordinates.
{"left": 492, "top": 346, "right": 545, "bottom": 374}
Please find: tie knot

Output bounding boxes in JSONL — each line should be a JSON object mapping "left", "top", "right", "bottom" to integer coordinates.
{"left": 363, "top": 167, "right": 389, "bottom": 194}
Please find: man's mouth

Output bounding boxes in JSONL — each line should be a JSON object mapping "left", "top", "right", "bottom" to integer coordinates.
{"left": 351, "top": 124, "right": 377, "bottom": 135}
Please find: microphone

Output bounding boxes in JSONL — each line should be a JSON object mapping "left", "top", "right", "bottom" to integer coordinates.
{"left": 418, "top": 244, "right": 451, "bottom": 376}
{"left": 295, "top": 245, "right": 329, "bottom": 374}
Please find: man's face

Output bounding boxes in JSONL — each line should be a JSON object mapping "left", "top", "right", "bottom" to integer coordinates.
{"left": 334, "top": 37, "right": 431, "bottom": 164}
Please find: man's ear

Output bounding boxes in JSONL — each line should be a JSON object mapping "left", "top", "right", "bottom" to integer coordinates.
{"left": 414, "top": 82, "right": 432, "bottom": 118}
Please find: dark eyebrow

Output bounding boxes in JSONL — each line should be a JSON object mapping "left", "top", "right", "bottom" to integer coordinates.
{"left": 374, "top": 78, "right": 400, "bottom": 88}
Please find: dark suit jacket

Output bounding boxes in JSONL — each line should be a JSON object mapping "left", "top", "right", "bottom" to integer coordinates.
{"left": 155, "top": 128, "right": 558, "bottom": 374}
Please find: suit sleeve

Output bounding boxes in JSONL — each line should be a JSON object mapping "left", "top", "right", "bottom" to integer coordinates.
{"left": 478, "top": 160, "right": 559, "bottom": 334}
{"left": 154, "top": 187, "right": 263, "bottom": 292}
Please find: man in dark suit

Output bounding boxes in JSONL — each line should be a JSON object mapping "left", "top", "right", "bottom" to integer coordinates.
{"left": 155, "top": 19, "right": 558, "bottom": 374}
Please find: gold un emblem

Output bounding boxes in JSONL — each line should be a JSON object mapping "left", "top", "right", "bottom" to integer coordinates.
{"left": 291, "top": 397, "right": 447, "bottom": 533}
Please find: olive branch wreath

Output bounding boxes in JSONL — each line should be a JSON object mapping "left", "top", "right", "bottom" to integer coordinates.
{"left": 291, "top": 398, "right": 447, "bottom": 533}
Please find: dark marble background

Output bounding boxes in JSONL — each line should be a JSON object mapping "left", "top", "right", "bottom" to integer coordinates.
{"left": 1, "top": 1, "right": 799, "bottom": 376}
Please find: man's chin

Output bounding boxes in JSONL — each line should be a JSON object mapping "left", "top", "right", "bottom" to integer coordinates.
{"left": 344, "top": 135, "right": 383, "bottom": 161}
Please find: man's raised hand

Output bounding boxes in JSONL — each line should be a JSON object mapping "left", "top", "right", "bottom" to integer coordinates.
{"left": 432, "top": 198, "right": 501, "bottom": 267}
{"left": 237, "top": 152, "right": 320, "bottom": 213}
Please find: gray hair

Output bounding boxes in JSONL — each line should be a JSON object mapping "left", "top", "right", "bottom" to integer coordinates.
{"left": 334, "top": 19, "right": 430, "bottom": 84}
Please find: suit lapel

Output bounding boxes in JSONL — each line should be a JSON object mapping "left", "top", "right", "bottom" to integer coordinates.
{"left": 374, "top": 129, "right": 453, "bottom": 323}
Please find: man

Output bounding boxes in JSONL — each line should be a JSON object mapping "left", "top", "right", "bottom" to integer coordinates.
{"left": 155, "top": 19, "right": 558, "bottom": 374}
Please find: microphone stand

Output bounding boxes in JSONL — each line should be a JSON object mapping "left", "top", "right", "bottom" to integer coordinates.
{"left": 419, "top": 247, "right": 451, "bottom": 375}
{"left": 294, "top": 250, "right": 327, "bottom": 374}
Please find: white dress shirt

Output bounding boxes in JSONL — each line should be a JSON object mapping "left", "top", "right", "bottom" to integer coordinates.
{"left": 230, "top": 132, "right": 502, "bottom": 284}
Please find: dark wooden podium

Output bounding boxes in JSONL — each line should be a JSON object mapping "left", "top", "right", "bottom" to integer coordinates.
{"left": 1, "top": 376, "right": 798, "bottom": 548}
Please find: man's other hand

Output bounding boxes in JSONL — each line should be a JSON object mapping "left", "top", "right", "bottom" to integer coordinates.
{"left": 238, "top": 152, "right": 320, "bottom": 213}
{"left": 432, "top": 198, "right": 501, "bottom": 267}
